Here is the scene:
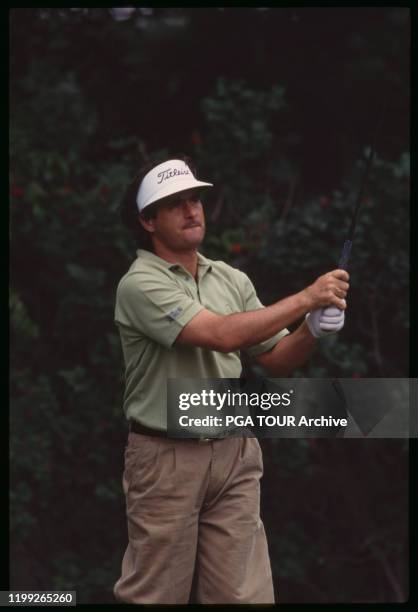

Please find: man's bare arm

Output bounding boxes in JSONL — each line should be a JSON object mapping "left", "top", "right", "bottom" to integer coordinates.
{"left": 254, "top": 320, "right": 317, "bottom": 376}
{"left": 176, "top": 269, "right": 349, "bottom": 353}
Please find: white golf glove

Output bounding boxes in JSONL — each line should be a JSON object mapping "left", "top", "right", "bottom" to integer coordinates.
{"left": 305, "top": 306, "right": 345, "bottom": 338}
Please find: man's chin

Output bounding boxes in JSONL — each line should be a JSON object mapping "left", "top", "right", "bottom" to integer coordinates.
{"left": 184, "top": 237, "right": 204, "bottom": 250}
{"left": 181, "top": 227, "right": 205, "bottom": 247}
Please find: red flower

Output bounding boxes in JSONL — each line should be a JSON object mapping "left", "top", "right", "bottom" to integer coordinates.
{"left": 191, "top": 130, "right": 202, "bottom": 146}
{"left": 100, "top": 185, "right": 110, "bottom": 198}
{"left": 230, "top": 243, "right": 243, "bottom": 254}
{"left": 319, "top": 196, "right": 330, "bottom": 209}
{"left": 11, "top": 185, "right": 24, "bottom": 198}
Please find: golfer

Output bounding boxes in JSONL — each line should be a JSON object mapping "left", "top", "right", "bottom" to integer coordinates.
{"left": 113, "top": 156, "right": 349, "bottom": 604}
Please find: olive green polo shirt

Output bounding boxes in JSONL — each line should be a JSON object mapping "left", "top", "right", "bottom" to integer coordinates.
{"left": 114, "top": 249, "right": 289, "bottom": 430}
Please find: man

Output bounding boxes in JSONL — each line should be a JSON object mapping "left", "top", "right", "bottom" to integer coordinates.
{"left": 113, "top": 156, "right": 349, "bottom": 604}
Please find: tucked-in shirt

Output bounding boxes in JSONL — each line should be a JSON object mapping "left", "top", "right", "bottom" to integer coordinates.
{"left": 114, "top": 249, "right": 289, "bottom": 430}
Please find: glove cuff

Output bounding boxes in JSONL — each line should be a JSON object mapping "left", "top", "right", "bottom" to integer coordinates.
{"left": 305, "top": 313, "right": 320, "bottom": 338}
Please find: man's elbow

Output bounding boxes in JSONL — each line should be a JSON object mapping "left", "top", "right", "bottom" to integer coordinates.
{"left": 210, "top": 333, "right": 240, "bottom": 354}
{"left": 208, "top": 317, "right": 245, "bottom": 353}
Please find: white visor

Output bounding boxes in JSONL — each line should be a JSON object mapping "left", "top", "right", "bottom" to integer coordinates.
{"left": 136, "top": 159, "right": 213, "bottom": 213}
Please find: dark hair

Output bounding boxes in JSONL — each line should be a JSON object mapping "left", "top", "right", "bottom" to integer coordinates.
{"left": 119, "top": 154, "right": 198, "bottom": 251}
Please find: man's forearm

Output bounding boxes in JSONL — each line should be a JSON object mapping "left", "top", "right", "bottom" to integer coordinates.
{"left": 255, "top": 320, "right": 316, "bottom": 376}
{"left": 218, "top": 291, "right": 311, "bottom": 352}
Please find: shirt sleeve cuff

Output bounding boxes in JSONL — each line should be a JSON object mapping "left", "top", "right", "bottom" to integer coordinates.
{"left": 245, "top": 328, "right": 290, "bottom": 357}
{"left": 165, "top": 301, "right": 205, "bottom": 348}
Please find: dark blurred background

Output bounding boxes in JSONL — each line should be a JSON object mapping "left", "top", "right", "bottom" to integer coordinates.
{"left": 9, "top": 8, "right": 409, "bottom": 603}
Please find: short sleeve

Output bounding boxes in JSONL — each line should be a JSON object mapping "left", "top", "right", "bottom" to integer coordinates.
{"left": 115, "top": 271, "right": 204, "bottom": 348}
{"left": 238, "top": 271, "right": 290, "bottom": 357}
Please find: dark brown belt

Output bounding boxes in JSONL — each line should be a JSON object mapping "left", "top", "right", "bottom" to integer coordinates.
{"left": 129, "top": 420, "right": 168, "bottom": 437}
{"left": 128, "top": 420, "right": 231, "bottom": 443}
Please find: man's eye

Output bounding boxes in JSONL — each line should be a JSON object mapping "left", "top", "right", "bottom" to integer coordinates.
{"left": 169, "top": 199, "right": 182, "bottom": 208}
{"left": 166, "top": 194, "right": 200, "bottom": 208}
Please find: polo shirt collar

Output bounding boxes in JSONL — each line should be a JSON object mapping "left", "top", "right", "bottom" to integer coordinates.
{"left": 136, "top": 249, "right": 172, "bottom": 268}
{"left": 197, "top": 252, "right": 213, "bottom": 274}
{"left": 136, "top": 249, "right": 212, "bottom": 275}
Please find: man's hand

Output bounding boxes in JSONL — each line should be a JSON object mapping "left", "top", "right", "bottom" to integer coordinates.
{"left": 305, "top": 306, "right": 345, "bottom": 338}
{"left": 302, "top": 269, "right": 349, "bottom": 311}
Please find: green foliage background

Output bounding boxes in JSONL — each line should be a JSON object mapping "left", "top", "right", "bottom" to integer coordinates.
{"left": 10, "top": 8, "right": 409, "bottom": 603}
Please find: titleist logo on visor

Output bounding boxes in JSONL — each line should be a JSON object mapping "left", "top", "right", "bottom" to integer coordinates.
{"left": 156, "top": 167, "right": 191, "bottom": 184}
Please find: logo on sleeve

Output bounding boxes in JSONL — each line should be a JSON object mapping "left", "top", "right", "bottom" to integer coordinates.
{"left": 167, "top": 306, "right": 183, "bottom": 321}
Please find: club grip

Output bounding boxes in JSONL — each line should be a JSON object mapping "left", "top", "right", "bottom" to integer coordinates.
{"left": 338, "top": 240, "right": 352, "bottom": 271}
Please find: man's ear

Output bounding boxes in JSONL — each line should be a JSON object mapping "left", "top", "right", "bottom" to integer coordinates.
{"left": 138, "top": 214, "right": 155, "bottom": 233}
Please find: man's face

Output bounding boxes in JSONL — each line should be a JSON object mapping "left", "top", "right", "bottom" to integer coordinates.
{"left": 141, "top": 190, "right": 206, "bottom": 252}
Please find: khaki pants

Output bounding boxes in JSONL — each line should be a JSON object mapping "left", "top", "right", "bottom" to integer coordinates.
{"left": 113, "top": 432, "right": 275, "bottom": 604}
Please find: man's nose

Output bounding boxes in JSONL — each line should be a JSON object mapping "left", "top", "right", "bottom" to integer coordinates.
{"left": 182, "top": 200, "right": 198, "bottom": 216}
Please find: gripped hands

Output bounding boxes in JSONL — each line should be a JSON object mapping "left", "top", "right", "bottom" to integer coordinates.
{"left": 303, "top": 269, "right": 350, "bottom": 311}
